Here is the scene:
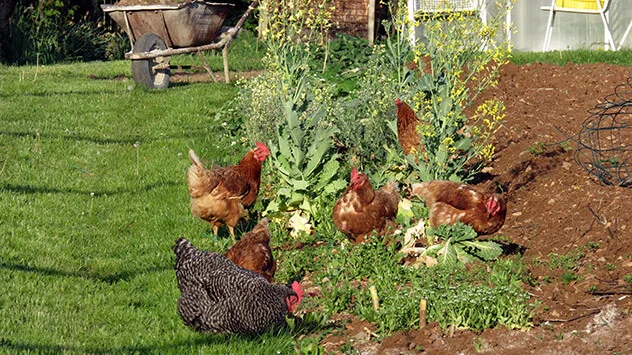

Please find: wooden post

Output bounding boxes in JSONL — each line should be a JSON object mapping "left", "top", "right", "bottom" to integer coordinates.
{"left": 222, "top": 44, "right": 230, "bottom": 84}
{"left": 369, "top": 286, "right": 379, "bottom": 311}
{"left": 419, "top": 299, "right": 427, "bottom": 328}
{"left": 368, "top": 0, "right": 376, "bottom": 45}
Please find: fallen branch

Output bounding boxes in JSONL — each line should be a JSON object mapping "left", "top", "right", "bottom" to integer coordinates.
{"left": 541, "top": 309, "right": 600, "bottom": 323}
{"left": 589, "top": 290, "right": 632, "bottom": 296}
{"left": 587, "top": 204, "right": 615, "bottom": 239}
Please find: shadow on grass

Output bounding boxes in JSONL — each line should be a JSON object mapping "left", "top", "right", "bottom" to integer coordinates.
{"left": 0, "top": 90, "right": 126, "bottom": 99}
{"left": 0, "top": 129, "right": 211, "bottom": 145}
{"left": 0, "top": 335, "right": 244, "bottom": 354}
{"left": 0, "top": 180, "right": 180, "bottom": 196}
{"left": 0, "top": 259, "right": 171, "bottom": 284}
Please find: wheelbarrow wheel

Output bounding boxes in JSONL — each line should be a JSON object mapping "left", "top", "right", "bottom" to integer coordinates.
{"left": 131, "top": 33, "right": 170, "bottom": 90}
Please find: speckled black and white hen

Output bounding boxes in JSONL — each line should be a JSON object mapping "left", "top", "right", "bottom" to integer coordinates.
{"left": 173, "top": 237, "right": 303, "bottom": 335}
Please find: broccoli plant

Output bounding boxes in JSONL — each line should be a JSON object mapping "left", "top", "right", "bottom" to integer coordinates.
{"left": 423, "top": 222, "right": 503, "bottom": 266}
{"left": 265, "top": 99, "right": 347, "bottom": 231}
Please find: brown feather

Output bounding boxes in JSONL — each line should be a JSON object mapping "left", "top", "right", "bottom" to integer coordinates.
{"left": 396, "top": 99, "right": 421, "bottom": 155}
{"left": 333, "top": 171, "right": 401, "bottom": 243}
{"left": 187, "top": 145, "right": 267, "bottom": 237}
{"left": 412, "top": 180, "right": 507, "bottom": 235}
{"left": 225, "top": 218, "right": 276, "bottom": 282}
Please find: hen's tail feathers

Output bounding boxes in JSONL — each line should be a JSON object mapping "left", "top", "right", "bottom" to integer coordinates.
{"left": 252, "top": 217, "right": 269, "bottom": 233}
{"left": 187, "top": 150, "right": 213, "bottom": 198}
{"left": 173, "top": 237, "right": 196, "bottom": 268}
{"left": 240, "top": 218, "right": 271, "bottom": 243}
{"left": 411, "top": 182, "right": 429, "bottom": 200}
{"left": 381, "top": 181, "right": 400, "bottom": 196}
{"left": 188, "top": 149, "right": 204, "bottom": 168}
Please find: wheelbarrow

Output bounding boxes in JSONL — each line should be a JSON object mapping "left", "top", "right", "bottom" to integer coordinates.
{"left": 101, "top": 0, "right": 258, "bottom": 89}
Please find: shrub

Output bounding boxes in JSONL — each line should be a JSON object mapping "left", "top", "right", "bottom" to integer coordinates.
{"left": 233, "top": 0, "right": 345, "bottom": 232}
{"left": 1, "top": 1, "right": 112, "bottom": 64}
{"left": 346, "top": 0, "right": 513, "bottom": 182}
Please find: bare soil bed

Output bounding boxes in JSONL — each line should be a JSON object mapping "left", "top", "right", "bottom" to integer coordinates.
{"left": 321, "top": 62, "right": 632, "bottom": 354}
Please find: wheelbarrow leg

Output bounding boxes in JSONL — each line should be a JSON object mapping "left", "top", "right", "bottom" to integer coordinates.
{"left": 197, "top": 51, "right": 218, "bottom": 83}
{"left": 222, "top": 44, "right": 230, "bottom": 84}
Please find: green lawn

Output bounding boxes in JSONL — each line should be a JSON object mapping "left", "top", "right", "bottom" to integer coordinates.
{"left": 0, "top": 59, "right": 303, "bottom": 354}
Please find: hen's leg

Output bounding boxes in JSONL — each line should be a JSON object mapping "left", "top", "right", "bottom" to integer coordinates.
{"left": 228, "top": 225, "right": 236, "bottom": 242}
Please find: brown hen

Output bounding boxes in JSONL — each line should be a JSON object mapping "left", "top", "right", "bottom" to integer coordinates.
{"left": 187, "top": 142, "right": 270, "bottom": 241}
{"left": 224, "top": 218, "right": 276, "bottom": 282}
{"left": 395, "top": 98, "right": 422, "bottom": 155}
{"left": 332, "top": 167, "right": 401, "bottom": 243}
{"left": 412, "top": 180, "right": 507, "bottom": 235}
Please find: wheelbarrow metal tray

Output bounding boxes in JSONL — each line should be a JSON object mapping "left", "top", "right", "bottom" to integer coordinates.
{"left": 102, "top": 1, "right": 234, "bottom": 48}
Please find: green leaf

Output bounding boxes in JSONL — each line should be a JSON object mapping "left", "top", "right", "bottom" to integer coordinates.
{"left": 454, "top": 243, "right": 477, "bottom": 264}
{"left": 291, "top": 179, "right": 310, "bottom": 191}
{"left": 451, "top": 223, "right": 477, "bottom": 242}
{"left": 288, "top": 192, "right": 305, "bottom": 206}
{"left": 299, "top": 199, "right": 314, "bottom": 215}
{"left": 277, "top": 134, "right": 292, "bottom": 159}
{"left": 274, "top": 155, "right": 292, "bottom": 179}
{"left": 265, "top": 200, "right": 280, "bottom": 214}
{"left": 438, "top": 239, "right": 458, "bottom": 266}
{"left": 386, "top": 119, "right": 398, "bottom": 138}
{"left": 277, "top": 187, "right": 292, "bottom": 198}
{"left": 454, "top": 137, "right": 472, "bottom": 151}
{"left": 315, "top": 158, "right": 340, "bottom": 188}
{"left": 436, "top": 146, "right": 447, "bottom": 164}
{"left": 323, "top": 179, "right": 347, "bottom": 194}
{"left": 282, "top": 100, "right": 304, "bottom": 147}
{"left": 423, "top": 243, "right": 444, "bottom": 257}
{"left": 291, "top": 144, "right": 305, "bottom": 167}
{"left": 304, "top": 130, "right": 334, "bottom": 178}
{"left": 462, "top": 240, "right": 503, "bottom": 261}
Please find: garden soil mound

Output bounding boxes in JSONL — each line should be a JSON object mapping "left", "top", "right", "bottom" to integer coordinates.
{"left": 324, "top": 62, "right": 632, "bottom": 354}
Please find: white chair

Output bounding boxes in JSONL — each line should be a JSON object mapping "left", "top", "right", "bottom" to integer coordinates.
{"left": 541, "top": 0, "right": 616, "bottom": 51}
{"left": 407, "top": 0, "right": 486, "bottom": 44}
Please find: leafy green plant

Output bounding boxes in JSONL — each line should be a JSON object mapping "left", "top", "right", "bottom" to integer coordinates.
{"left": 422, "top": 223, "right": 503, "bottom": 266}
{"left": 377, "top": 0, "right": 512, "bottom": 182}
{"left": 311, "top": 33, "right": 373, "bottom": 96}
{"left": 561, "top": 271, "right": 579, "bottom": 285}
{"left": 265, "top": 100, "right": 347, "bottom": 227}
{"left": 547, "top": 250, "right": 584, "bottom": 271}
{"left": 623, "top": 274, "right": 632, "bottom": 287}
{"left": 527, "top": 142, "right": 546, "bottom": 155}
{"left": 587, "top": 241, "right": 600, "bottom": 251}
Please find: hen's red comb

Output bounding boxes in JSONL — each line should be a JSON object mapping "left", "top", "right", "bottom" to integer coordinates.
{"left": 396, "top": 98, "right": 402, "bottom": 105}
{"left": 255, "top": 142, "right": 270, "bottom": 154}
{"left": 351, "top": 167, "right": 358, "bottom": 180}
{"left": 291, "top": 281, "right": 303, "bottom": 301}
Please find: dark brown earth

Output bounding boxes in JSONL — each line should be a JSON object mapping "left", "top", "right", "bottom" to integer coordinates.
{"left": 320, "top": 62, "right": 632, "bottom": 354}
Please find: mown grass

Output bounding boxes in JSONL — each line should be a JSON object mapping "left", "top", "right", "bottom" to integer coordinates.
{"left": 1, "top": 47, "right": 631, "bottom": 353}
{"left": 0, "top": 60, "right": 300, "bottom": 354}
{"left": 169, "top": 31, "right": 267, "bottom": 72}
{"left": 511, "top": 48, "right": 632, "bottom": 66}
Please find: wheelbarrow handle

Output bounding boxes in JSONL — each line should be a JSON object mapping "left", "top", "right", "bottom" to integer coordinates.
{"left": 232, "top": 1, "right": 258, "bottom": 32}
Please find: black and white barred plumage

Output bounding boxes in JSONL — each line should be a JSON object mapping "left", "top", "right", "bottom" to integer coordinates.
{"left": 173, "top": 237, "right": 299, "bottom": 335}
